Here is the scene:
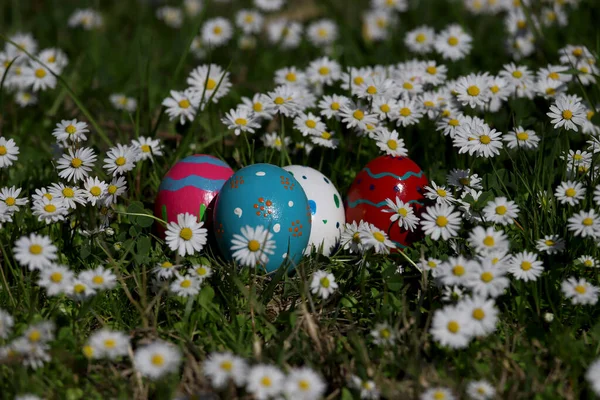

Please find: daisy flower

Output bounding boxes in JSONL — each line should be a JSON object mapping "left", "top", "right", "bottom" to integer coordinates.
{"left": 363, "top": 9, "right": 395, "bottom": 41}
{"left": 424, "top": 182, "right": 455, "bottom": 206}
{"left": 52, "top": 119, "right": 89, "bottom": 143}
{"left": 339, "top": 102, "right": 379, "bottom": 132}
{"left": 437, "top": 256, "right": 479, "bottom": 286}
{"left": 87, "top": 328, "right": 129, "bottom": 360}
{"left": 421, "top": 203, "right": 462, "bottom": 241}
{"left": 254, "top": 0, "right": 285, "bottom": 11}
{"left": 293, "top": 112, "right": 325, "bottom": 137}
{"left": 133, "top": 340, "right": 182, "bottom": 380}
{"left": 535, "top": 235, "right": 565, "bottom": 254}
{"left": 436, "top": 114, "right": 466, "bottom": 139}
{"left": 441, "top": 286, "right": 464, "bottom": 302}
{"left": 434, "top": 24, "right": 472, "bottom": 61}
{"left": 79, "top": 266, "right": 117, "bottom": 291}
{"left": 265, "top": 85, "right": 301, "bottom": 117}
{"left": 284, "top": 368, "right": 327, "bottom": 400}
{"left": 454, "top": 73, "right": 491, "bottom": 108}
{"left": 201, "top": 17, "right": 233, "bottom": 47}
{"left": 482, "top": 197, "right": 519, "bottom": 225}
{"left": 267, "top": 19, "right": 303, "bottom": 49}
{"left": 103, "top": 176, "right": 127, "bottom": 206}
{"left": 68, "top": 9, "right": 103, "bottom": 29}
{"left": 499, "top": 63, "right": 535, "bottom": 96}
{"left": 310, "top": 270, "right": 338, "bottom": 299}
{"left": 567, "top": 209, "right": 600, "bottom": 238}
{"left": 13, "top": 234, "right": 57, "bottom": 271}
{"left": 486, "top": 76, "right": 510, "bottom": 112}
{"left": 465, "top": 260, "right": 510, "bottom": 298}
{"left": 370, "top": 322, "right": 396, "bottom": 346}
{"left": 69, "top": 278, "right": 97, "bottom": 301}
{"left": 349, "top": 375, "right": 380, "bottom": 399}
{"left": 246, "top": 364, "right": 285, "bottom": 400}
{"left": 239, "top": 93, "right": 275, "bottom": 120}
{"left": 306, "top": 56, "right": 341, "bottom": 86}
{"left": 340, "top": 221, "right": 368, "bottom": 254}
{"left": 165, "top": 213, "right": 208, "bottom": 257}
{"left": 57, "top": 147, "right": 97, "bottom": 182}
{"left": 310, "top": 130, "right": 339, "bottom": 149}
{"left": 38, "top": 264, "right": 74, "bottom": 296}
{"left": 103, "top": 144, "right": 139, "bottom": 176}
{"left": 508, "top": 251, "right": 544, "bottom": 282}
{"left": 555, "top": 180, "right": 586, "bottom": 206}
{"left": 0, "top": 186, "right": 28, "bottom": 212}
{"left": 422, "top": 60, "right": 448, "bottom": 86}
{"left": 420, "top": 257, "right": 442, "bottom": 276}
{"left": 83, "top": 177, "right": 108, "bottom": 206}
{"left": 222, "top": 108, "right": 260, "bottom": 135}
{"left": 421, "top": 387, "right": 456, "bottom": 400}
{"left": 109, "top": 93, "right": 137, "bottom": 112}
{"left": 466, "top": 380, "right": 495, "bottom": 400}
{"left": 0, "top": 309, "right": 14, "bottom": 339}
{"left": 170, "top": 274, "right": 201, "bottom": 297}
{"left": 576, "top": 255, "right": 598, "bottom": 268}
{"left": 392, "top": 96, "right": 424, "bottom": 127}
{"left": 547, "top": 93, "right": 587, "bottom": 132}
{"left": 383, "top": 197, "right": 419, "bottom": 231}
{"left": 503, "top": 126, "right": 540, "bottom": 150}
{"left": 262, "top": 132, "right": 291, "bottom": 150}
{"left": 202, "top": 351, "right": 248, "bottom": 389}
{"left": 372, "top": 96, "right": 398, "bottom": 120}
{"left": 318, "top": 94, "right": 349, "bottom": 119}
{"left": 353, "top": 75, "right": 395, "bottom": 100}
{"left": 274, "top": 66, "right": 306, "bottom": 87}
{"left": 187, "top": 64, "right": 231, "bottom": 105}
{"left": 374, "top": 128, "right": 408, "bottom": 157}
{"left": 430, "top": 305, "right": 472, "bottom": 349}
{"left": 230, "top": 225, "right": 276, "bottom": 267}
{"left": 306, "top": 19, "right": 338, "bottom": 47}
{"left": 162, "top": 89, "right": 199, "bottom": 124}
{"left": 405, "top": 25, "right": 435, "bottom": 54}
{"left": 22, "top": 63, "right": 56, "bottom": 92}
{"left": 0, "top": 137, "right": 19, "bottom": 169}
{"left": 446, "top": 168, "right": 482, "bottom": 190}
{"left": 360, "top": 224, "right": 396, "bottom": 254}
{"left": 561, "top": 277, "right": 599, "bottom": 305}
{"left": 131, "top": 136, "right": 163, "bottom": 162}
{"left": 14, "top": 91, "right": 38, "bottom": 107}
{"left": 235, "top": 9, "right": 264, "bottom": 35}
{"left": 455, "top": 120, "right": 503, "bottom": 158}
{"left": 32, "top": 197, "right": 68, "bottom": 224}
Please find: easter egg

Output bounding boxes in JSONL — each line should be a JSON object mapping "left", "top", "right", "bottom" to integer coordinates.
{"left": 213, "top": 163, "right": 312, "bottom": 273}
{"left": 154, "top": 154, "right": 234, "bottom": 236}
{"left": 345, "top": 156, "right": 428, "bottom": 249}
{"left": 283, "top": 165, "right": 345, "bottom": 256}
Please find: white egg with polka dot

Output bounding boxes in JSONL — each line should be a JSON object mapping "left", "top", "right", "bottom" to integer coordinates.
{"left": 283, "top": 165, "right": 345, "bottom": 256}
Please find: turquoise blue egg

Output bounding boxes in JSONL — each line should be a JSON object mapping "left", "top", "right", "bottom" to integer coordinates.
{"left": 213, "top": 163, "right": 312, "bottom": 273}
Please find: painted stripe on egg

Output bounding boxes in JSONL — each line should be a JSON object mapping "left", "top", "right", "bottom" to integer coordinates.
{"left": 347, "top": 198, "right": 424, "bottom": 208}
{"left": 179, "top": 155, "right": 231, "bottom": 167}
{"left": 364, "top": 167, "right": 424, "bottom": 181}
{"left": 167, "top": 162, "right": 234, "bottom": 180}
{"left": 158, "top": 176, "right": 228, "bottom": 192}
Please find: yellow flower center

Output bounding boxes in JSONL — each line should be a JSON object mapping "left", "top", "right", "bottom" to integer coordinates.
{"left": 416, "top": 33, "right": 426, "bottom": 43}
{"left": 479, "top": 135, "right": 491, "bottom": 144}
{"left": 321, "top": 132, "right": 331, "bottom": 140}
{"left": 248, "top": 240, "right": 260, "bottom": 252}
{"left": 548, "top": 72, "right": 560, "bottom": 80}
{"left": 467, "top": 86, "right": 480, "bottom": 96}
{"left": 490, "top": 85, "right": 499, "bottom": 94}
{"left": 220, "top": 360, "right": 233, "bottom": 371}
{"left": 448, "top": 119, "right": 459, "bottom": 127}
{"left": 65, "top": 124, "right": 77, "bottom": 134}
{"left": 179, "top": 227, "right": 193, "bottom": 240}
{"left": 178, "top": 99, "right": 190, "bottom": 109}
{"left": 108, "top": 185, "right": 118, "bottom": 195}
{"left": 90, "top": 186, "right": 101, "bottom": 197}
{"left": 305, "top": 120, "right": 317, "bottom": 129}
{"left": 427, "top": 261, "right": 437, "bottom": 268}
{"left": 62, "top": 188, "right": 74, "bottom": 198}
{"left": 565, "top": 188, "right": 577, "bottom": 197}
{"left": 298, "top": 379, "right": 311, "bottom": 390}
{"left": 196, "top": 267, "right": 208, "bottom": 276}
{"left": 44, "top": 204, "right": 57, "bottom": 213}
{"left": 562, "top": 110, "right": 573, "bottom": 120}
{"left": 398, "top": 208, "right": 407, "bottom": 217}
{"left": 353, "top": 76, "right": 364, "bottom": 85}
{"left": 447, "top": 321, "right": 460, "bottom": 333}
{"left": 317, "top": 28, "right": 327, "bottom": 38}
{"left": 366, "top": 85, "right": 377, "bottom": 95}
{"left": 387, "top": 140, "right": 397, "bottom": 150}
{"left": 285, "top": 72, "right": 296, "bottom": 82}
{"left": 50, "top": 272, "right": 63, "bottom": 283}
{"left": 206, "top": 78, "right": 217, "bottom": 90}
{"left": 5, "top": 197, "right": 15, "bottom": 206}
{"left": 424, "top": 101, "right": 435, "bottom": 107}
{"left": 517, "top": 20, "right": 526, "bottom": 29}
{"left": 584, "top": 260, "right": 593, "bottom": 267}
{"left": 373, "top": 232, "right": 385, "bottom": 242}
{"left": 330, "top": 102, "right": 340, "bottom": 111}
{"left": 47, "top": 55, "right": 56, "bottom": 63}
{"left": 481, "top": 271, "right": 494, "bottom": 282}
{"left": 151, "top": 354, "right": 165, "bottom": 366}
{"left": 213, "top": 26, "right": 222, "bottom": 35}
{"left": 0, "top": 146, "right": 6, "bottom": 155}
{"left": 426, "top": 66, "right": 437, "bottom": 75}
{"left": 161, "top": 262, "right": 173, "bottom": 268}
{"left": 235, "top": 118, "right": 248, "bottom": 126}
{"left": 452, "top": 265, "right": 465, "bottom": 276}
{"left": 92, "top": 276, "right": 104, "bottom": 284}
{"left": 180, "top": 279, "right": 192, "bottom": 288}
{"left": 274, "top": 96, "right": 285, "bottom": 105}
{"left": 573, "top": 48, "right": 583, "bottom": 57}
{"left": 320, "top": 277, "right": 330, "bottom": 288}
{"left": 380, "top": 104, "right": 390, "bottom": 113}
{"left": 244, "top": 15, "right": 254, "bottom": 23}
{"left": 29, "top": 244, "right": 43, "bottom": 254}
{"left": 352, "top": 232, "right": 361, "bottom": 243}
{"left": 495, "top": 205, "right": 507, "bottom": 215}
{"left": 574, "top": 154, "right": 583, "bottom": 161}
{"left": 400, "top": 107, "right": 411, "bottom": 117}
{"left": 261, "top": 376, "right": 272, "bottom": 387}
{"left": 253, "top": 102, "right": 263, "bottom": 112}
{"left": 28, "top": 330, "right": 41, "bottom": 342}
{"left": 353, "top": 110, "right": 364, "bottom": 120}
{"left": 436, "top": 188, "right": 447, "bottom": 197}
{"left": 521, "top": 261, "right": 532, "bottom": 271}
{"left": 572, "top": 284, "right": 587, "bottom": 294}
{"left": 83, "top": 345, "right": 94, "bottom": 358}
{"left": 104, "top": 339, "right": 116, "bottom": 349}
{"left": 583, "top": 218, "right": 594, "bottom": 226}
{"left": 483, "top": 236, "right": 495, "bottom": 247}
{"left": 318, "top": 66, "right": 330, "bottom": 75}
{"left": 433, "top": 392, "right": 446, "bottom": 400}
{"left": 587, "top": 111, "right": 595, "bottom": 121}
{"left": 35, "top": 68, "right": 46, "bottom": 78}
{"left": 472, "top": 308, "right": 485, "bottom": 320}
{"left": 71, "top": 158, "right": 83, "bottom": 168}
{"left": 512, "top": 70, "right": 523, "bottom": 78}
{"left": 74, "top": 283, "right": 86, "bottom": 293}
{"left": 403, "top": 82, "right": 413, "bottom": 90}
{"left": 447, "top": 36, "right": 458, "bottom": 46}
{"left": 115, "top": 156, "right": 126, "bottom": 166}
{"left": 516, "top": 131, "right": 529, "bottom": 140}
{"left": 436, "top": 216, "right": 448, "bottom": 227}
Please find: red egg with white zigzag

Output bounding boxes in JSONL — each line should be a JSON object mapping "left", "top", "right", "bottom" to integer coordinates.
{"left": 154, "top": 154, "right": 234, "bottom": 237}
{"left": 345, "top": 156, "right": 429, "bottom": 249}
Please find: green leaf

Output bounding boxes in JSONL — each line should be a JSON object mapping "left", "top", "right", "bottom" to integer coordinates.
{"left": 386, "top": 275, "right": 403, "bottom": 292}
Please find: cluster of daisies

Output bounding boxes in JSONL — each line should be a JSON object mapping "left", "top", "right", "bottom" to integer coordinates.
{"left": 0, "top": 32, "right": 68, "bottom": 106}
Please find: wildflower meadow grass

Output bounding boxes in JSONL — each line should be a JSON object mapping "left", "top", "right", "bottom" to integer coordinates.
{"left": 2, "top": 0, "right": 600, "bottom": 399}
